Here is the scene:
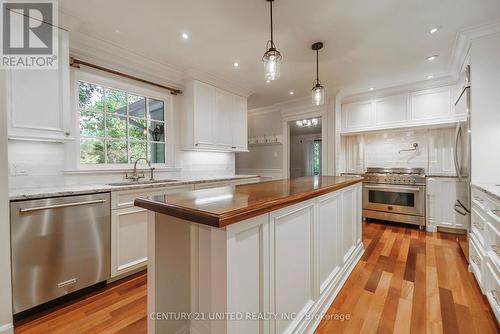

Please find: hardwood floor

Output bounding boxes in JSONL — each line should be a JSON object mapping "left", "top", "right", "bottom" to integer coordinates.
{"left": 315, "top": 221, "right": 499, "bottom": 334}
{"left": 15, "top": 221, "right": 498, "bottom": 334}
{"left": 14, "top": 272, "right": 147, "bottom": 334}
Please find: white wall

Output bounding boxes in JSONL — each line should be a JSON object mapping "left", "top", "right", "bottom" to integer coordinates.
{"left": 341, "top": 127, "right": 456, "bottom": 175}
{"left": 236, "top": 110, "right": 284, "bottom": 179}
{"left": 470, "top": 32, "right": 500, "bottom": 184}
{"left": 0, "top": 72, "right": 14, "bottom": 333}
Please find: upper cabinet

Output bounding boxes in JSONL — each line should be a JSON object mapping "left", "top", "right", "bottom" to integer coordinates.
{"left": 182, "top": 80, "right": 248, "bottom": 152}
{"left": 410, "top": 87, "right": 451, "bottom": 122}
{"left": 7, "top": 27, "right": 71, "bottom": 141}
{"left": 341, "top": 85, "right": 463, "bottom": 134}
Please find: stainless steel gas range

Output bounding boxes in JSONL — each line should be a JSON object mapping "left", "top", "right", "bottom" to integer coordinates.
{"left": 362, "top": 167, "right": 426, "bottom": 229}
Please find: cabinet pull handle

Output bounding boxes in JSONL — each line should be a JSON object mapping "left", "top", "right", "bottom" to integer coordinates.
{"left": 492, "top": 244, "right": 499, "bottom": 256}
{"left": 472, "top": 221, "right": 483, "bottom": 231}
{"left": 492, "top": 290, "right": 499, "bottom": 307}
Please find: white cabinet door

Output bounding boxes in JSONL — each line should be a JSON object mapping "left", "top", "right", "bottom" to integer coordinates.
{"left": 342, "top": 101, "right": 373, "bottom": 131}
{"left": 232, "top": 95, "right": 248, "bottom": 151}
{"left": 374, "top": 94, "right": 408, "bottom": 126}
{"left": 341, "top": 186, "right": 357, "bottom": 263}
{"left": 111, "top": 206, "right": 149, "bottom": 278}
{"left": 411, "top": 87, "right": 451, "bottom": 122}
{"left": 426, "top": 178, "right": 467, "bottom": 230}
{"left": 215, "top": 88, "right": 234, "bottom": 150}
{"left": 193, "top": 80, "right": 216, "bottom": 148}
{"left": 318, "top": 193, "right": 341, "bottom": 293}
{"left": 111, "top": 185, "right": 193, "bottom": 278}
{"left": 7, "top": 28, "right": 70, "bottom": 141}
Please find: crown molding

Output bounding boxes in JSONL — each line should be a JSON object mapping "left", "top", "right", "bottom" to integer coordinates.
{"left": 248, "top": 105, "right": 281, "bottom": 116}
{"left": 341, "top": 75, "right": 456, "bottom": 104}
{"left": 183, "top": 68, "right": 254, "bottom": 98}
{"left": 448, "top": 21, "right": 500, "bottom": 79}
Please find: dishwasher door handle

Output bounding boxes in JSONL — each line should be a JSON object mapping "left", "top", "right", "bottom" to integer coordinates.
{"left": 19, "top": 199, "right": 107, "bottom": 213}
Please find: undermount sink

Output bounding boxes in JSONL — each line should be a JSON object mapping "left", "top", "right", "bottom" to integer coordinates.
{"left": 107, "top": 179, "right": 179, "bottom": 187}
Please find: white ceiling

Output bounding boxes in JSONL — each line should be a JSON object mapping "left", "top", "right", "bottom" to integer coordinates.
{"left": 59, "top": 0, "right": 500, "bottom": 108}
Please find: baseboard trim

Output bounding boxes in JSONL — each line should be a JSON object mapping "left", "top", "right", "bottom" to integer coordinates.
{"left": 0, "top": 323, "right": 13, "bottom": 334}
{"left": 300, "top": 242, "right": 365, "bottom": 334}
{"left": 426, "top": 225, "right": 438, "bottom": 233}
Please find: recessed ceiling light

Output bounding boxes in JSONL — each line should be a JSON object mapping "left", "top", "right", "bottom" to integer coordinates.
{"left": 429, "top": 27, "right": 440, "bottom": 34}
{"left": 369, "top": 87, "right": 374, "bottom": 91}
{"left": 427, "top": 75, "right": 434, "bottom": 79}
{"left": 266, "top": 79, "right": 271, "bottom": 83}
{"left": 233, "top": 62, "right": 239, "bottom": 68}
{"left": 181, "top": 32, "right": 189, "bottom": 40}
{"left": 426, "top": 55, "right": 439, "bottom": 61}
{"left": 289, "top": 91, "right": 294, "bottom": 95}
{"left": 114, "top": 29, "right": 120, "bottom": 34}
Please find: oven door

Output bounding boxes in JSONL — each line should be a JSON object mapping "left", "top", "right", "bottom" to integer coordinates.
{"left": 363, "top": 184, "right": 425, "bottom": 216}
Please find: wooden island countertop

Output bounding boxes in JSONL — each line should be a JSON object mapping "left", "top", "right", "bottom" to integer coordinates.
{"left": 134, "top": 175, "right": 364, "bottom": 227}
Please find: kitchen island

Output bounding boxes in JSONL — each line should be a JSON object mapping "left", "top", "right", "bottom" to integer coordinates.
{"left": 135, "top": 176, "right": 364, "bottom": 334}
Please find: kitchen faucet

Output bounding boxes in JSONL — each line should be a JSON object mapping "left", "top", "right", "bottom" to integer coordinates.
{"left": 126, "top": 157, "right": 155, "bottom": 181}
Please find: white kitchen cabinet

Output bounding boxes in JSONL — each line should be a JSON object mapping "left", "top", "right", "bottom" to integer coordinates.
{"left": 374, "top": 94, "right": 408, "bottom": 126}
{"left": 182, "top": 79, "right": 248, "bottom": 152}
{"left": 232, "top": 95, "right": 248, "bottom": 151}
{"left": 341, "top": 101, "right": 372, "bottom": 130}
{"left": 215, "top": 88, "right": 234, "bottom": 150}
{"left": 426, "top": 177, "right": 467, "bottom": 231}
{"left": 110, "top": 184, "right": 194, "bottom": 279}
{"left": 340, "top": 86, "right": 458, "bottom": 134}
{"left": 410, "top": 87, "right": 451, "bottom": 122}
{"left": 7, "top": 27, "right": 71, "bottom": 141}
{"left": 469, "top": 185, "right": 500, "bottom": 323}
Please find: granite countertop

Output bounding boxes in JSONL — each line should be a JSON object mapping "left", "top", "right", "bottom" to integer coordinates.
{"left": 135, "top": 176, "right": 364, "bottom": 227}
{"left": 9, "top": 175, "right": 260, "bottom": 201}
{"left": 471, "top": 183, "right": 500, "bottom": 202}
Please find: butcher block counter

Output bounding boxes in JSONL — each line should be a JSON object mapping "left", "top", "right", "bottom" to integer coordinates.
{"left": 135, "top": 176, "right": 364, "bottom": 334}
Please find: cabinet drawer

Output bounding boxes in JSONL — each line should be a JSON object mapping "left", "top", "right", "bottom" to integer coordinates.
{"left": 486, "top": 221, "right": 500, "bottom": 270}
{"left": 484, "top": 259, "right": 500, "bottom": 323}
{"left": 471, "top": 206, "right": 487, "bottom": 248}
{"left": 470, "top": 234, "right": 486, "bottom": 293}
{"left": 472, "top": 188, "right": 488, "bottom": 211}
{"left": 111, "top": 185, "right": 193, "bottom": 209}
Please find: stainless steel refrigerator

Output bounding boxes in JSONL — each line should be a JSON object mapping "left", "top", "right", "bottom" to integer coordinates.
{"left": 454, "top": 65, "right": 471, "bottom": 261}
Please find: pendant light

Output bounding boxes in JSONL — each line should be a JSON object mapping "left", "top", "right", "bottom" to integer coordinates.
{"left": 311, "top": 42, "right": 325, "bottom": 106}
{"left": 262, "top": 0, "right": 282, "bottom": 81}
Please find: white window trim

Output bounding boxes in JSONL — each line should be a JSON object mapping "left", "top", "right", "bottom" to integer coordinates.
{"left": 71, "top": 68, "right": 175, "bottom": 170}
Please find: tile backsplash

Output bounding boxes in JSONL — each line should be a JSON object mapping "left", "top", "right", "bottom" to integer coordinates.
{"left": 342, "top": 127, "right": 456, "bottom": 175}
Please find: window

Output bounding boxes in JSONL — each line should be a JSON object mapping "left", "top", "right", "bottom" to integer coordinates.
{"left": 78, "top": 80, "right": 167, "bottom": 165}
{"left": 313, "top": 140, "right": 321, "bottom": 175}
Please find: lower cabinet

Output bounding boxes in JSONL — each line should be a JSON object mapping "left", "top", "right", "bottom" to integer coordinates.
{"left": 426, "top": 177, "right": 467, "bottom": 231}
{"left": 470, "top": 186, "right": 500, "bottom": 323}
{"left": 110, "top": 185, "right": 194, "bottom": 279}
{"left": 224, "top": 182, "right": 363, "bottom": 334}
{"left": 110, "top": 178, "right": 261, "bottom": 279}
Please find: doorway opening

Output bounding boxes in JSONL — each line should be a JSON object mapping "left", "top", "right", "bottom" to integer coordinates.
{"left": 289, "top": 117, "right": 322, "bottom": 178}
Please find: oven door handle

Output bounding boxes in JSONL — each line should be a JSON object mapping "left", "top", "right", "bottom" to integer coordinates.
{"left": 364, "top": 185, "right": 421, "bottom": 192}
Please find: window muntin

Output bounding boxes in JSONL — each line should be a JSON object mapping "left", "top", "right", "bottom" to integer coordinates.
{"left": 78, "top": 80, "right": 167, "bottom": 165}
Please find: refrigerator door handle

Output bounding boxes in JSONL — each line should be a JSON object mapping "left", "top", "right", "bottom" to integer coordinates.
{"left": 454, "top": 122, "right": 462, "bottom": 180}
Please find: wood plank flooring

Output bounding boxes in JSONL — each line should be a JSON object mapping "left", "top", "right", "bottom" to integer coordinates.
{"left": 15, "top": 221, "right": 498, "bottom": 334}
{"left": 315, "top": 221, "right": 499, "bottom": 334}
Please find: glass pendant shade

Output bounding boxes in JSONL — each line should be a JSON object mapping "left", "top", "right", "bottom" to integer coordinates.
{"left": 312, "top": 83, "right": 325, "bottom": 106}
{"left": 263, "top": 48, "right": 282, "bottom": 81}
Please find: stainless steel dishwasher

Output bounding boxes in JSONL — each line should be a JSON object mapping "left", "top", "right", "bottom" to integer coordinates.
{"left": 10, "top": 193, "right": 111, "bottom": 314}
